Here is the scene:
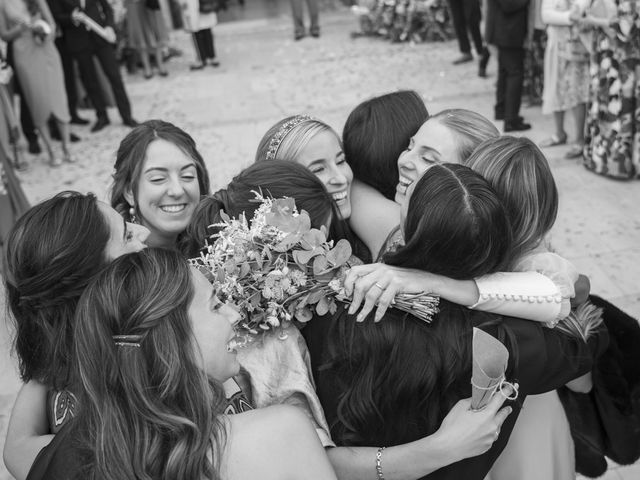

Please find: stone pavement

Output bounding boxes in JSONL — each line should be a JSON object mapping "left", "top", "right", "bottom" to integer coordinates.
{"left": 1, "top": 5, "right": 639, "bottom": 479}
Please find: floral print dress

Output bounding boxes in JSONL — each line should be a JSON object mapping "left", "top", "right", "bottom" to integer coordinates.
{"left": 584, "top": 0, "right": 640, "bottom": 179}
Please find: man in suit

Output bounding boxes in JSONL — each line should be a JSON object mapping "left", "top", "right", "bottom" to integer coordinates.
{"left": 49, "top": 0, "right": 138, "bottom": 132}
{"left": 485, "top": 0, "right": 531, "bottom": 132}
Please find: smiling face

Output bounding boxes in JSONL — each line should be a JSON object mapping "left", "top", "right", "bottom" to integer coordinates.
{"left": 98, "top": 202, "right": 149, "bottom": 260}
{"left": 395, "top": 119, "right": 460, "bottom": 204}
{"left": 188, "top": 268, "right": 241, "bottom": 382}
{"left": 130, "top": 139, "right": 201, "bottom": 247}
{"left": 296, "top": 130, "right": 354, "bottom": 220}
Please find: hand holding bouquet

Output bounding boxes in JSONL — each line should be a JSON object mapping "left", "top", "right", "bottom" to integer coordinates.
{"left": 190, "top": 193, "right": 439, "bottom": 348}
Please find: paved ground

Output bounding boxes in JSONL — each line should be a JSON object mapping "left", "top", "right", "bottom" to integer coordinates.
{"left": 1, "top": 3, "right": 639, "bottom": 479}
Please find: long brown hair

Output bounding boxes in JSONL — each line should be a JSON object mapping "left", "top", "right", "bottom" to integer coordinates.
{"left": 73, "top": 249, "right": 225, "bottom": 479}
{"left": 467, "top": 136, "right": 558, "bottom": 263}
{"left": 4, "top": 191, "right": 110, "bottom": 390}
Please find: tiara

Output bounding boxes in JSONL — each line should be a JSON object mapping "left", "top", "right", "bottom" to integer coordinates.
{"left": 113, "top": 335, "right": 142, "bottom": 348}
{"left": 265, "top": 115, "right": 313, "bottom": 160}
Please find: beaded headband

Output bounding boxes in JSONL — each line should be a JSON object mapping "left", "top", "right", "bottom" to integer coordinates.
{"left": 113, "top": 334, "right": 142, "bottom": 348}
{"left": 265, "top": 115, "right": 313, "bottom": 160}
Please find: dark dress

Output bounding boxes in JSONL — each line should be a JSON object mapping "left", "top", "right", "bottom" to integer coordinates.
{"left": 303, "top": 301, "right": 608, "bottom": 480}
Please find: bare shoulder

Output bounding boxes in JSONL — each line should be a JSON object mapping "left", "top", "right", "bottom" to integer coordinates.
{"left": 223, "top": 406, "right": 334, "bottom": 480}
{"left": 226, "top": 405, "right": 313, "bottom": 450}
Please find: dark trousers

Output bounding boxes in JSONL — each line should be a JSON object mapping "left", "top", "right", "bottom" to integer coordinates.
{"left": 291, "top": 0, "right": 319, "bottom": 36}
{"left": 55, "top": 37, "right": 79, "bottom": 119}
{"left": 447, "top": 0, "right": 483, "bottom": 55}
{"left": 192, "top": 29, "right": 216, "bottom": 62}
{"left": 6, "top": 42, "right": 37, "bottom": 144}
{"left": 495, "top": 46, "right": 525, "bottom": 123}
{"left": 73, "top": 38, "right": 132, "bottom": 122}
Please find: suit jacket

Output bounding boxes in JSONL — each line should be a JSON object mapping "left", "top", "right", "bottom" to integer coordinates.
{"left": 485, "top": 0, "right": 530, "bottom": 48}
{"left": 47, "top": 0, "right": 115, "bottom": 53}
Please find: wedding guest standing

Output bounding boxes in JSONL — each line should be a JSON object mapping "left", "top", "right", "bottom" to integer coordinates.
{"left": 485, "top": 0, "right": 532, "bottom": 131}
{"left": 539, "top": 0, "right": 591, "bottom": 158}
{"left": 291, "top": 0, "right": 320, "bottom": 40}
{"left": 0, "top": 0, "right": 74, "bottom": 166}
{"left": 180, "top": 0, "right": 220, "bottom": 70}
{"left": 447, "top": 0, "right": 490, "bottom": 75}
{"left": 125, "top": 0, "right": 169, "bottom": 78}
{"left": 49, "top": 0, "right": 138, "bottom": 132}
{"left": 584, "top": 0, "right": 639, "bottom": 179}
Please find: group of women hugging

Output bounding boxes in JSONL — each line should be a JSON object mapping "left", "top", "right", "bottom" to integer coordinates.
{"left": 3, "top": 90, "right": 640, "bottom": 480}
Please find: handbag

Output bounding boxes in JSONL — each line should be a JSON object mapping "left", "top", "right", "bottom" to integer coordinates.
{"left": 199, "top": 0, "right": 218, "bottom": 14}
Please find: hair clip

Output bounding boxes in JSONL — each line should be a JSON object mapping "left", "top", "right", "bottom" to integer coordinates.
{"left": 113, "top": 335, "right": 142, "bottom": 348}
{"left": 265, "top": 115, "right": 313, "bottom": 160}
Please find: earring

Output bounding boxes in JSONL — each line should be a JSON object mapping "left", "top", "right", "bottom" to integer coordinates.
{"left": 129, "top": 206, "right": 137, "bottom": 224}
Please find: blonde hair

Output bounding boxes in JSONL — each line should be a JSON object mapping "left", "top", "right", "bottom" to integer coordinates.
{"left": 255, "top": 116, "right": 341, "bottom": 163}
{"left": 431, "top": 109, "right": 500, "bottom": 163}
{"left": 467, "top": 136, "right": 558, "bottom": 264}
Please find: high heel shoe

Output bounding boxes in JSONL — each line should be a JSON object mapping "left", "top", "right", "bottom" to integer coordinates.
{"left": 49, "top": 156, "right": 62, "bottom": 168}
{"left": 158, "top": 69, "right": 169, "bottom": 77}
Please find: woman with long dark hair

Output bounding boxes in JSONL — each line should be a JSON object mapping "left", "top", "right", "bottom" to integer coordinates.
{"left": 26, "top": 248, "right": 337, "bottom": 480}
{"left": 3, "top": 192, "right": 149, "bottom": 480}
{"left": 343, "top": 90, "right": 429, "bottom": 201}
{"left": 0, "top": 0, "right": 73, "bottom": 166}
{"left": 304, "top": 164, "right": 608, "bottom": 479}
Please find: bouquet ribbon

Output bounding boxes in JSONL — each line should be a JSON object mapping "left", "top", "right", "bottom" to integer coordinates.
{"left": 470, "top": 328, "right": 518, "bottom": 410}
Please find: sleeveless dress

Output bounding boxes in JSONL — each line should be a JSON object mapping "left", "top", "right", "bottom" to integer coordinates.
{"left": 0, "top": 0, "right": 69, "bottom": 127}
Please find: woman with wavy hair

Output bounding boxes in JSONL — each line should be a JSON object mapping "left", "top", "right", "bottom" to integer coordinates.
{"left": 26, "top": 248, "right": 336, "bottom": 480}
{"left": 3, "top": 191, "right": 149, "bottom": 480}
{"left": 111, "top": 119, "right": 211, "bottom": 248}
{"left": 304, "top": 163, "right": 608, "bottom": 480}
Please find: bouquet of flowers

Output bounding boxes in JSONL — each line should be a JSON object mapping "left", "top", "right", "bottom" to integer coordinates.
{"left": 190, "top": 192, "right": 439, "bottom": 348}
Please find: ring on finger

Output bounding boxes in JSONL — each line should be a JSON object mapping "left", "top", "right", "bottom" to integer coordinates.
{"left": 374, "top": 282, "right": 384, "bottom": 290}
{"left": 494, "top": 429, "right": 500, "bottom": 440}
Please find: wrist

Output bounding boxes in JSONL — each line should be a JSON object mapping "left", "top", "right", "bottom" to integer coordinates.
{"left": 412, "top": 432, "right": 456, "bottom": 473}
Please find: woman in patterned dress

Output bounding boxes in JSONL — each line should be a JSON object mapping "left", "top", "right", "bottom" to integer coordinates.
{"left": 583, "top": 0, "right": 640, "bottom": 179}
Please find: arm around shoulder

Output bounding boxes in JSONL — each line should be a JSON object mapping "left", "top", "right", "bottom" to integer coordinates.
{"left": 224, "top": 405, "right": 336, "bottom": 480}
{"left": 470, "top": 271, "right": 564, "bottom": 323}
{"left": 348, "top": 179, "right": 400, "bottom": 259}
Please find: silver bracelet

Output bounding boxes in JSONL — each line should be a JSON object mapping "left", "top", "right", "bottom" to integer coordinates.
{"left": 376, "top": 446, "right": 386, "bottom": 480}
